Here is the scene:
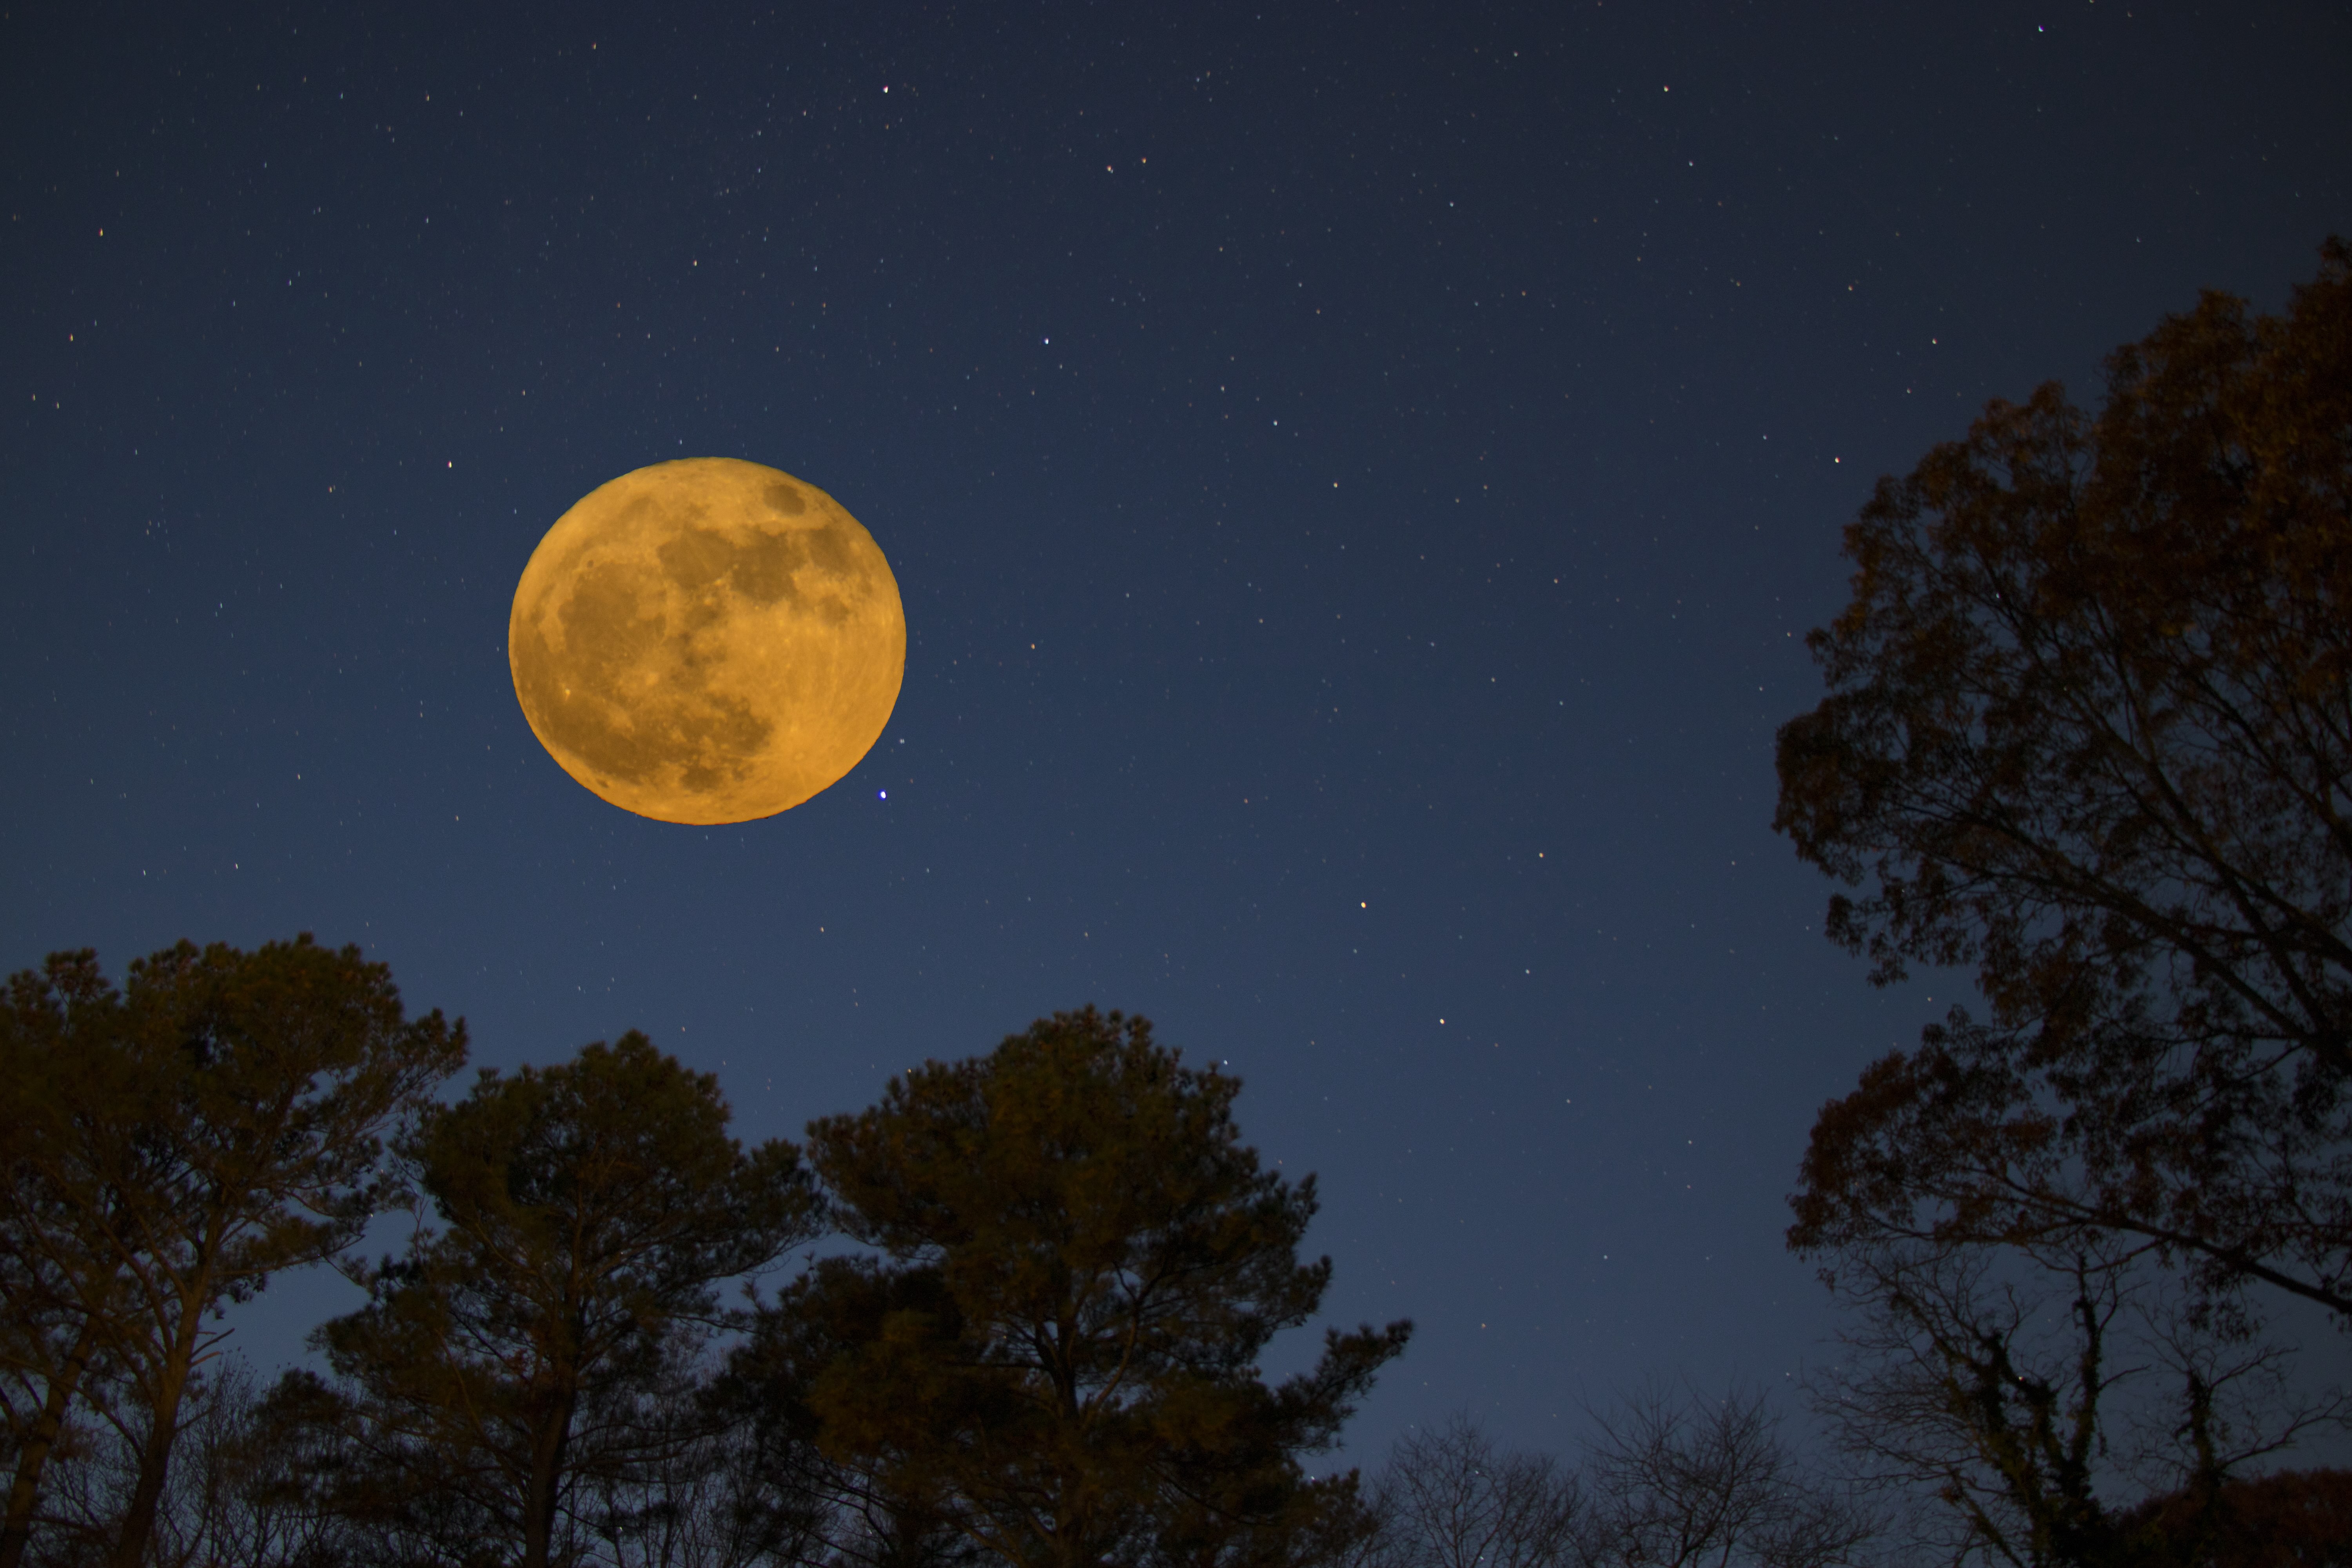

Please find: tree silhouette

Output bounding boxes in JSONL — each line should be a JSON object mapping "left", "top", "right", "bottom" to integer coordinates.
{"left": 1, "top": 951, "right": 131, "bottom": 1568}
{"left": 740, "top": 1007, "right": 1410, "bottom": 1568}
{"left": 1573, "top": 1387, "right": 1874, "bottom": 1568}
{"left": 1363, "top": 1415, "right": 1581, "bottom": 1568}
{"left": 318, "top": 1030, "right": 820, "bottom": 1568}
{"left": 1808, "top": 1237, "right": 2339, "bottom": 1567}
{"left": 0, "top": 936, "right": 466, "bottom": 1568}
{"left": 1777, "top": 240, "right": 2352, "bottom": 1322}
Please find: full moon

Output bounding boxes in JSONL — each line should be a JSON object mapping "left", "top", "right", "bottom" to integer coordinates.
{"left": 508, "top": 458, "right": 905, "bottom": 825}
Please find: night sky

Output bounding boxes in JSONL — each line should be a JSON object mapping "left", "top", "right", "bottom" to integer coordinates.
{"left": 6, "top": 0, "right": 2348, "bottom": 1465}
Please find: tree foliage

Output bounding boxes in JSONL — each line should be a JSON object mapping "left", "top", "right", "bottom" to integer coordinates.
{"left": 0, "top": 951, "right": 128, "bottom": 1568}
{"left": 317, "top": 1030, "right": 821, "bottom": 1568}
{"left": 740, "top": 1007, "right": 1410, "bottom": 1568}
{"left": 1775, "top": 239, "right": 2352, "bottom": 1319}
{"left": 0, "top": 936, "right": 466, "bottom": 1568}
{"left": 5, "top": 967, "right": 1413, "bottom": 1568}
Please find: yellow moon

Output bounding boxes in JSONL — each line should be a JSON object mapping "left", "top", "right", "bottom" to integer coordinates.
{"left": 508, "top": 458, "right": 905, "bottom": 825}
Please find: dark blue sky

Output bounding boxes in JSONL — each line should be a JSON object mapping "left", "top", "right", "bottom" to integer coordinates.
{"left": 5, "top": 0, "right": 2347, "bottom": 1462}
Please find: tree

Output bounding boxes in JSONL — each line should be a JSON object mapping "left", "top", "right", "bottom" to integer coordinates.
{"left": 209, "top": 1367, "right": 373, "bottom": 1568}
{"left": 715, "top": 1257, "right": 1019, "bottom": 1568}
{"left": 1573, "top": 1387, "right": 1875, "bottom": 1568}
{"left": 0, "top": 951, "right": 132, "bottom": 1568}
{"left": 1363, "top": 1415, "right": 1580, "bottom": 1568}
{"left": 1809, "top": 1237, "right": 2339, "bottom": 1568}
{"left": 1774, "top": 239, "right": 2352, "bottom": 1321}
{"left": 742, "top": 1007, "right": 1411, "bottom": 1568}
{"left": 318, "top": 1031, "right": 822, "bottom": 1568}
{"left": 1356, "top": 1402, "right": 1869, "bottom": 1568}
{"left": 0, "top": 936, "right": 467, "bottom": 1568}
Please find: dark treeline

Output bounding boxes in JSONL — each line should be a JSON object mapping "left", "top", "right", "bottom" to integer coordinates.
{"left": 3, "top": 958, "right": 2343, "bottom": 1568}
{"left": 2, "top": 982, "right": 1412, "bottom": 1568}
{"left": 7, "top": 243, "right": 2352, "bottom": 1568}
{"left": 0, "top": 965, "right": 1881, "bottom": 1568}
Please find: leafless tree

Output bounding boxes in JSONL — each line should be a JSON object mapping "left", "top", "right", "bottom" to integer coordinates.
{"left": 1575, "top": 1385, "right": 1878, "bottom": 1568}
{"left": 1367, "top": 1414, "right": 1581, "bottom": 1568}
{"left": 1810, "top": 1237, "right": 2345, "bottom": 1566}
{"left": 1363, "top": 1397, "right": 1872, "bottom": 1568}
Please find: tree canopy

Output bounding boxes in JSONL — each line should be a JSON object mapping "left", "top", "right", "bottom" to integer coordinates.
{"left": 1775, "top": 239, "right": 2352, "bottom": 1322}
{"left": 318, "top": 1030, "right": 820, "bottom": 1568}
{"left": 0, "top": 936, "right": 466, "bottom": 1568}
{"left": 734, "top": 1007, "right": 1410, "bottom": 1568}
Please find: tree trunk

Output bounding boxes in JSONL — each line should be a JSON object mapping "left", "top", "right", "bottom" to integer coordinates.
{"left": 0, "top": 1315, "right": 99, "bottom": 1568}
{"left": 105, "top": 1357, "right": 191, "bottom": 1568}
{"left": 520, "top": 1384, "right": 578, "bottom": 1568}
